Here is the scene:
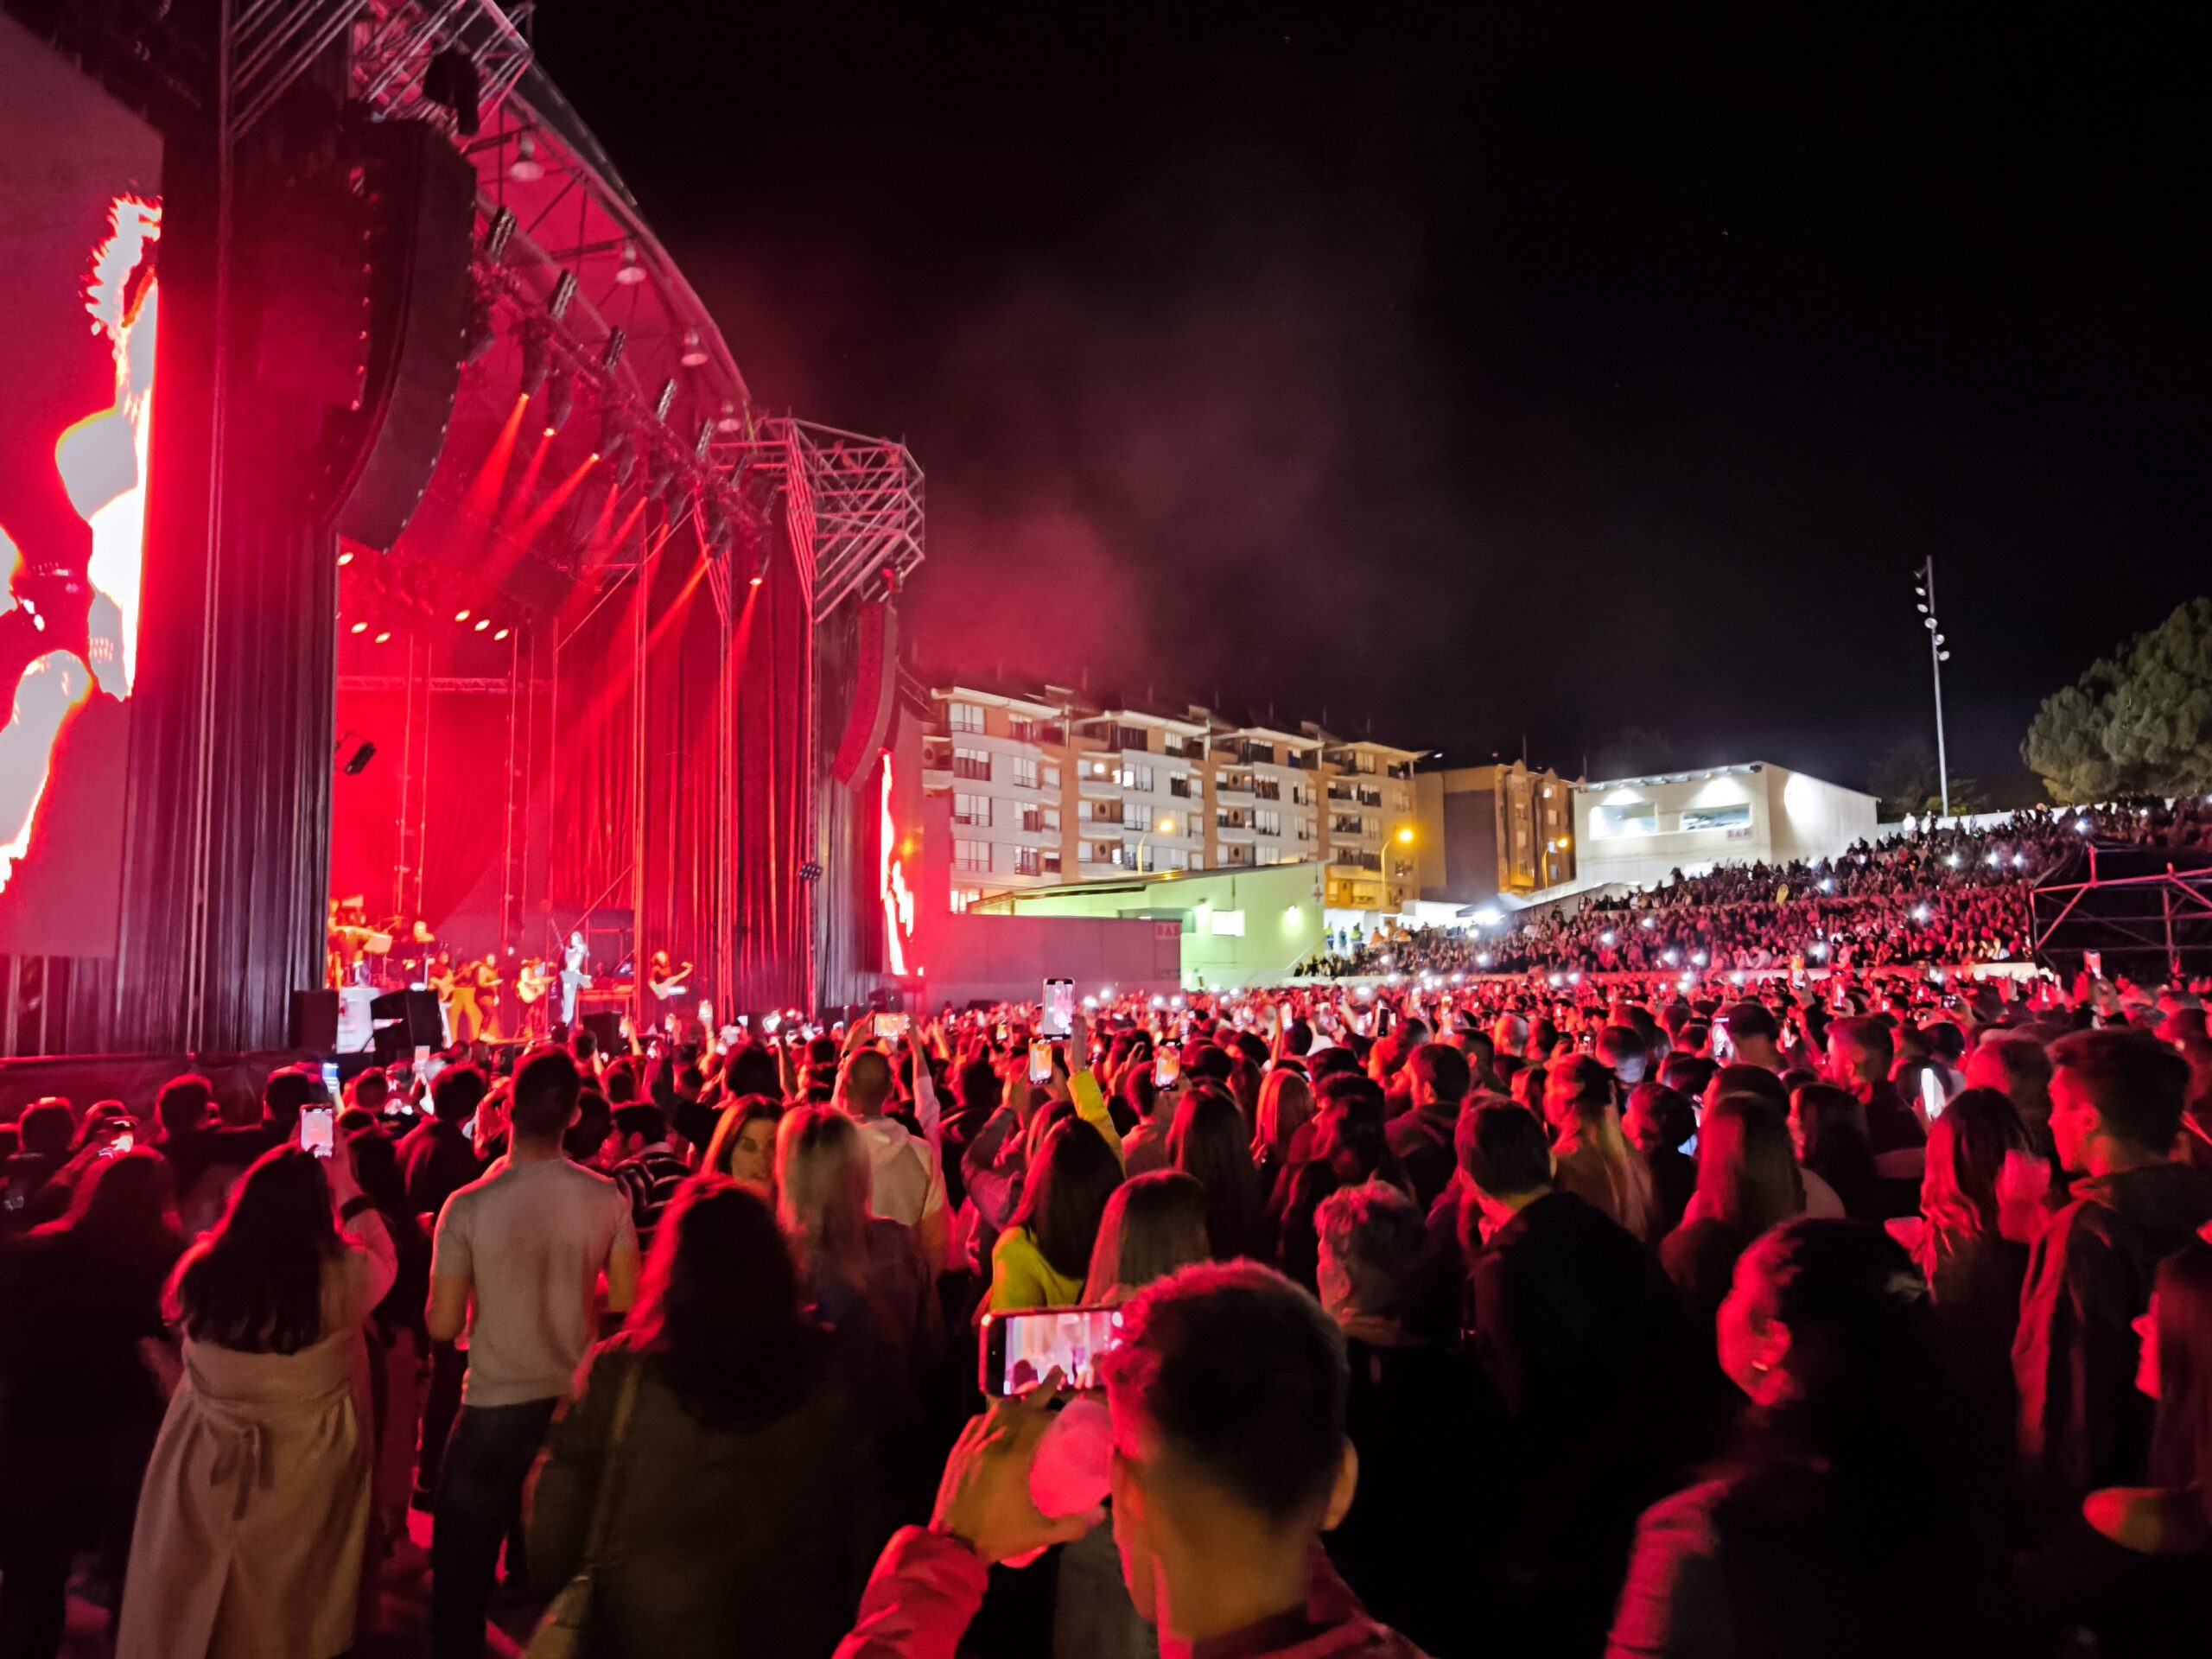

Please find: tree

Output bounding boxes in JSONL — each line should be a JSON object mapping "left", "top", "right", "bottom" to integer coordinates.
{"left": 1591, "top": 726, "right": 1677, "bottom": 781}
{"left": 1868, "top": 736, "right": 1984, "bottom": 820}
{"left": 2024, "top": 597, "right": 2212, "bottom": 803}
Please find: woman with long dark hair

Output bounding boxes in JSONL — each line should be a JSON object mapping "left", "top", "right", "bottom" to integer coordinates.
{"left": 1662, "top": 1094, "right": 1805, "bottom": 1316}
{"left": 528, "top": 1178, "right": 878, "bottom": 1659}
{"left": 1608, "top": 1219, "right": 1980, "bottom": 1657}
{"left": 1169, "top": 1085, "right": 1270, "bottom": 1263}
{"left": 988, "top": 1117, "right": 1123, "bottom": 1312}
{"left": 1272, "top": 1097, "right": 1410, "bottom": 1290}
{"left": 0, "top": 1148, "right": 183, "bottom": 1658}
{"left": 1250, "top": 1067, "right": 1316, "bottom": 1208}
{"left": 1787, "top": 1082, "right": 1879, "bottom": 1219}
{"left": 702, "top": 1095, "right": 782, "bottom": 1195}
{"left": 116, "top": 1142, "right": 396, "bottom": 1659}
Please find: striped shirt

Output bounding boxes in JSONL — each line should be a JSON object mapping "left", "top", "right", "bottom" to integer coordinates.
{"left": 613, "top": 1142, "right": 689, "bottom": 1256}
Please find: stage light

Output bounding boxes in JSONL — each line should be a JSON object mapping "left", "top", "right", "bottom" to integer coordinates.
{"left": 493, "top": 627, "right": 510, "bottom": 641}
{"left": 474, "top": 618, "right": 490, "bottom": 632}
{"left": 550, "top": 270, "right": 579, "bottom": 323}
{"left": 349, "top": 621, "right": 366, "bottom": 634}
{"left": 518, "top": 328, "right": 550, "bottom": 399}
{"left": 615, "top": 242, "right": 648, "bottom": 285}
{"left": 508, "top": 134, "right": 544, "bottom": 182}
{"left": 482, "top": 207, "right": 518, "bottom": 264}
{"left": 715, "top": 397, "right": 745, "bottom": 435}
{"left": 455, "top": 608, "right": 471, "bottom": 622}
{"left": 749, "top": 574, "right": 763, "bottom": 587}
{"left": 1914, "top": 905, "right": 1931, "bottom": 923}
{"left": 341, "top": 741, "right": 377, "bottom": 776}
{"left": 600, "top": 427, "right": 638, "bottom": 486}
{"left": 1601, "top": 930, "right": 1616, "bottom": 946}
{"left": 373, "top": 632, "right": 391, "bottom": 645}
{"left": 338, "top": 550, "right": 353, "bottom": 566}
{"left": 462, "top": 292, "right": 497, "bottom": 365}
{"left": 544, "top": 378, "right": 575, "bottom": 435}
{"left": 601, "top": 327, "right": 626, "bottom": 374}
{"left": 679, "top": 327, "right": 709, "bottom": 368}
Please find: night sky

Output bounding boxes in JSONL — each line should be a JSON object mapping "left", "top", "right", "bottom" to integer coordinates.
{"left": 537, "top": 7, "right": 2202, "bottom": 800}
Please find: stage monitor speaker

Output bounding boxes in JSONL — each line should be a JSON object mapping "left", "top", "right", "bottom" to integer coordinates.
{"left": 369, "top": 988, "right": 443, "bottom": 1046}
{"left": 289, "top": 989, "right": 339, "bottom": 1051}
{"left": 582, "top": 1011, "right": 623, "bottom": 1053}
{"left": 329, "top": 118, "right": 478, "bottom": 552}
{"left": 372, "top": 1023, "right": 413, "bottom": 1066}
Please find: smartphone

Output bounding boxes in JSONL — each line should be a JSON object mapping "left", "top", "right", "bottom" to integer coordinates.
{"left": 1919, "top": 1068, "right": 1947, "bottom": 1122}
{"left": 105, "top": 1128, "right": 135, "bottom": 1156}
{"left": 299, "top": 1106, "right": 335, "bottom": 1160}
{"left": 874, "top": 1012, "right": 911, "bottom": 1041}
{"left": 1713, "top": 1022, "right": 1736, "bottom": 1063}
{"left": 2083, "top": 950, "right": 2103, "bottom": 978}
{"left": 1027, "top": 1041, "right": 1055, "bottom": 1084}
{"left": 1278, "top": 1001, "right": 1293, "bottom": 1029}
{"left": 320, "top": 1059, "right": 340, "bottom": 1100}
{"left": 1154, "top": 1049, "right": 1181, "bottom": 1089}
{"left": 979, "top": 1304, "right": 1127, "bottom": 1396}
{"left": 1040, "top": 977, "right": 1076, "bottom": 1040}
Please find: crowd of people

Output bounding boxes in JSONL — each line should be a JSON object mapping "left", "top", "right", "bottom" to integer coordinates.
{"left": 1310, "top": 804, "right": 2212, "bottom": 982}
{"left": 3, "top": 950, "right": 2212, "bottom": 1657}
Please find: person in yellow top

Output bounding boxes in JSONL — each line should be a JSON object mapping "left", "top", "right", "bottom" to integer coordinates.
{"left": 987, "top": 1016, "right": 1128, "bottom": 1312}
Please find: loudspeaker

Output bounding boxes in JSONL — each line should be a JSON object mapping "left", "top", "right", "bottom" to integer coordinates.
{"left": 369, "top": 988, "right": 443, "bottom": 1045}
{"left": 831, "top": 600, "right": 898, "bottom": 788}
{"left": 328, "top": 118, "right": 478, "bottom": 551}
{"left": 289, "top": 989, "right": 339, "bottom": 1051}
{"left": 582, "top": 1011, "right": 623, "bottom": 1053}
{"left": 372, "top": 1023, "right": 413, "bottom": 1066}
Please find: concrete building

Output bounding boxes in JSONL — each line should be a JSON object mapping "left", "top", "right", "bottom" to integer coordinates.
{"left": 1571, "top": 762, "right": 1878, "bottom": 890}
{"left": 1414, "top": 760, "right": 1578, "bottom": 905}
{"left": 968, "top": 860, "right": 1329, "bottom": 990}
{"left": 920, "top": 683, "right": 1422, "bottom": 914}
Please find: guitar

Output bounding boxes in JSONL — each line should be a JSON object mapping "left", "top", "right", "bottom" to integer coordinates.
{"left": 648, "top": 963, "right": 694, "bottom": 1001}
{"left": 515, "top": 962, "right": 554, "bottom": 1005}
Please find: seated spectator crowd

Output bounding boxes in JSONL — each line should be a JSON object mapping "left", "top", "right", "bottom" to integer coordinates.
{"left": 3, "top": 937, "right": 2212, "bottom": 1658}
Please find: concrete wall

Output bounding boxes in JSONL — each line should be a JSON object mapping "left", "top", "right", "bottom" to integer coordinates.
{"left": 1573, "top": 763, "right": 1876, "bottom": 890}
{"left": 917, "top": 914, "right": 1181, "bottom": 1009}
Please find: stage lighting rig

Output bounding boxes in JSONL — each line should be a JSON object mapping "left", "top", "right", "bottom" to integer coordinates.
{"left": 715, "top": 398, "right": 745, "bottom": 435}
{"left": 549, "top": 269, "right": 579, "bottom": 323}
{"left": 481, "top": 207, "right": 518, "bottom": 264}
{"left": 601, "top": 327, "right": 626, "bottom": 373}
{"left": 600, "top": 425, "right": 638, "bottom": 486}
{"left": 679, "top": 327, "right": 709, "bottom": 368}
{"left": 508, "top": 134, "right": 543, "bottom": 182}
{"left": 462, "top": 290, "right": 497, "bottom": 365}
{"left": 615, "top": 241, "right": 647, "bottom": 286}
{"left": 544, "top": 377, "right": 575, "bottom": 435}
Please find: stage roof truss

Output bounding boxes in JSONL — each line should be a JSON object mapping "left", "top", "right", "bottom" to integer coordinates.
{"left": 351, "top": 0, "right": 533, "bottom": 135}
{"left": 717, "top": 421, "right": 925, "bottom": 623}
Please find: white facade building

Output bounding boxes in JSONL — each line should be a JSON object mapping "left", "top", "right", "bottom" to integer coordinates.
{"left": 1572, "top": 762, "right": 1877, "bottom": 891}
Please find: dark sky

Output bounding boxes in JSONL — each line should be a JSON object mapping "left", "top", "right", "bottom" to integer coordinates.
{"left": 537, "top": 6, "right": 2203, "bottom": 799}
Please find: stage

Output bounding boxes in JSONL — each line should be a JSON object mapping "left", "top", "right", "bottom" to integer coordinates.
{"left": 0, "top": 2, "right": 925, "bottom": 1085}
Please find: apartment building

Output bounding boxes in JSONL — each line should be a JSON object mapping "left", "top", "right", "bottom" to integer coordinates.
{"left": 920, "top": 683, "right": 1425, "bottom": 914}
{"left": 1413, "top": 760, "right": 1579, "bottom": 904}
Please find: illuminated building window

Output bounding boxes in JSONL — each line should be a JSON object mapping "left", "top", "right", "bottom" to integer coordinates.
{"left": 948, "top": 702, "right": 984, "bottom": 734}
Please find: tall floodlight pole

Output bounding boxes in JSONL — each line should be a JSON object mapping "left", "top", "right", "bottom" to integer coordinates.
{"left": 1914, "top": 557, "right": 1953, "bottom": 818}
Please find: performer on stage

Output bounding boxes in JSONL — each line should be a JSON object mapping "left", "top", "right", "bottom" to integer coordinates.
{"left": 440, "top": 951, "right": 482, "bottom": 1045}
{"left": 471, "top": 955, "right": 503, "bottom": 1042}
{"left": 558, "top": 930, "right": 590, "bottom": 1028}
{"left": 513, "top": 957, "right": 554, "bottom": 1039}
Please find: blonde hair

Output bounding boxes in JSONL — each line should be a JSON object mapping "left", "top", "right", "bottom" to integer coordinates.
{"left": 1252, "top": 1069, "right": 1315, "bottom": 1166}
{"left": 774, "top": 1106, "right": 873, "bottom": 1292}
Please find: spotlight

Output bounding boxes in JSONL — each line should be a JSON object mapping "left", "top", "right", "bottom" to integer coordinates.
{"left": 338, "top": 550, "right": 354, "bottom": 566}
{"left": 544, "top": 378, "right": 575, "bottom": 434}
{"left": 679, "top": 327, "right": 709, "bottom": 368}
{"left": 550, "top": 270, "right": 579, "bottom": 323}
{"left": 493, "top": 627, "right": 510, "bottom": 641}
{"left": 748, "top": 574, "right": 763, "bottom": 588}
{"left": 481, "top": 207, "right": 517, "bottom": 264}
{"left": 462, "top": 291, "right": 497, "bottom": 364}
{"left": 518, "top": 328, "right": 550, "bottom": 399}
{"left": 614, "top": 241, "right": 647, "bottom": 285}
{"left": 601, "top": 327, "right": 626, "bottom": 374}
{"left": 349, "top": 620, "right": 367, "bottom": 634}
{"left": 645, "top": 450, "right": 677, "bottom": 505}
{"left": 715, "top": 397, "right": 745, "bottom": 435}
{"left": 474, "top": 618, "right": 490, "bottom": 632}
{"left": 341, "top": 741, "right": 377, "bottom": 776}
{"left": 600, "top": 427, "right": 638, "bottom": 486}
{"left": 455, "top": 609, "right": 471, "bottom": 622}
{"left": 508, "top": 133, "right": 543, "bottom": 182}
{"left": 373, "top": 631, "right": 391, "bottom": 645}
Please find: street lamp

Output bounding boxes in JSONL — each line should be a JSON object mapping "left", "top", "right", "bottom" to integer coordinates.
{"left": 1914, "top": 556, "right": 1953, "bottom": 817}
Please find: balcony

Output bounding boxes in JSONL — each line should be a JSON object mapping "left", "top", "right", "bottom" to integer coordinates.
{"left": 951, "top": 755, "right": 991, "bottom": 783}
{"left": 1329, "top": 850, "right": 1384, "bottom": 874}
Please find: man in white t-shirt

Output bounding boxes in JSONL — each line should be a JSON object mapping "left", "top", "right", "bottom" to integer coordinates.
{"left": 426, "top": 1047, "right": 638, "bottom": 1659}
{"left": 837, "top": 1043, "right": 947, "bottom": 1271}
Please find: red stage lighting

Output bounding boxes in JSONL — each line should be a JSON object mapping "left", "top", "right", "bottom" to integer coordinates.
{"left": 373, "top": 632, "right": 391, "bottom": 645}
{"left": 493, "top": 627, "right": 510, "bottom": 641}
{"left": 454, "top": 608, "right": 470, "bottom": 622}
{"left": 474, "top": 618, "right": 490, "bottom": 632}
{"left": 349, "top": 621, "right": 367, "bottom": 634}
{"left": 338, "top": 550, "right": 353, "bottom": 566}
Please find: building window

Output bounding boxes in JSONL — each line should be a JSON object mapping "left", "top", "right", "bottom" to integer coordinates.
{"left": 1042, "top": 763, "right": 1061, "bottom": 791}
{"left": 1042, "top": 806, "right": 1061, "bottom": 832}
{"left": 1257, "top": 846, "right": 1283, "bottom": 866}
{"left": 1122, "top": 763, "right": 1154, "bottom": 793}
{"left": 1223, "top": 844, "right": 1254, "bottom": 868}
{"left": 1020, "top": 804, "right": 1043, "bottom": 833}
{"left": 1090, "top": 759, "right": 1113, "bottom": 779}
{"left": 1042, "top": 850, "right": 1061, "bottom": 875}
{"left": 1161, "top": 734, "right": 1186, "bottom": 757}
{"left": 951, "top": 887, "right": 983, "bottom": 913}
{"left": 954, "top": 839, "right": 989, "bottom": 874}
{"left": 1681, "top": 803, "right": 1752, "bottom": 833}
{"left": 1168, "top": 774, "right": 1192, "bottom": 798}
{"left": 1008, "top": 716, "right": 1058, "bottom": 744}
{"left": 948, "top": 702, "right": 984, "bottom": 734}
{"left": 1112, "top": 723, "right": 1149, "bottom": 753}
{"left": 1077, "top": 799, "right": 1094, "bottom": 823}
{"left": 1011, "top": 846, "right": 1041, "bottom": 876}
{"left": 1591, "top": 801, "right": 1657, "bottom": 838}
{"left": 953, "top": 793, "right": 990, "bottom": 828}
{"left": 1122, "top": 804, "right": 1149, "bottom": 831}
{"left": 1255, "top": 808, "right": 1281, "bottom": 836}
{"left": 1012, "top": 757, "right": 1039, "bottom": 790}
{"left": 1189, "top": 853, "right": 1204, "bottom": 870}
{"left": 1292, "top": 784, "right": 1313, "bottom": 806}
{"left": 952, "top": 747, "right": 991, "bottom": 782}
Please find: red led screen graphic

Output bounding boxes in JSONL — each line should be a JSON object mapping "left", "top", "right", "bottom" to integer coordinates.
{"left": 0, "top": 14, "right": 164, "bottom": 957}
